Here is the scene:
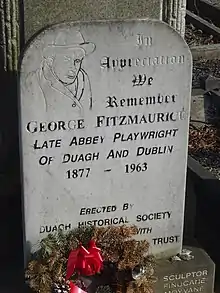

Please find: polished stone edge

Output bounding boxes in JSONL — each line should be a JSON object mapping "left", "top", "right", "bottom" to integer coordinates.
{"left": 188, "top": 155, "right": 218, "bottom": 180}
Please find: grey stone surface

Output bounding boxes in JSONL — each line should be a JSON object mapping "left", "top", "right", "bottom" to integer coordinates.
{"left": 24, "top": 0, "right": 161, "bottom": 41}
{"left": 162, "top": 0, "right": 186, "bottom": 37}
{"left": 153, "top": 246, "right": 215, "bottom": 293}
{"left": 0, "top": 0, "right": 20, "bottom": 71}
{"left": 24, "top": 0, "right": 188, "bottom": 42}
{"left": 0, "top": 0, "right": 188, "bottom": 71}
{"left": 0, "top": 0, "right": 188, "bottom": 72}
{"left": 191, "top": 44, "right": 220, "bottom": 61}
{"left": 19, "top": 19, "right": 192, "bottom": 259}
{"left": 205, "top": 75, "right": 220, "bottom": 97}
{"left": 190, "top": 94, "right": 206, "bottom": 129}
{"left": 190, "top": 90, "right": 220, "bottom": 128}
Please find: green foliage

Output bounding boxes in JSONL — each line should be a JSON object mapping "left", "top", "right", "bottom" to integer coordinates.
{"left": 25, "top": 225, "right": 154, "bottom": 293}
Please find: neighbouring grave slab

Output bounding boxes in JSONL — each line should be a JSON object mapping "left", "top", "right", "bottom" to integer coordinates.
{"left": 154, "top": 246, "right": 215, "bottom": 293}
{"left": 19, "top": 19, "right": 192, "bottom": 258}
{"left": 190, "top": 93, "right": 206, "bottom": 129}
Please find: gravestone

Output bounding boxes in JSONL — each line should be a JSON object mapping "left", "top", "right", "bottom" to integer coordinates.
{"left": 154, "top": 247, "right": 215, "bottom": 293}
{"left": 19, "top": 19, "right": 192, "bottom": 258}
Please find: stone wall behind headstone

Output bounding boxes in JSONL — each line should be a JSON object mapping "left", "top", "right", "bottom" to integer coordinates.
{"left": 1, "top": 0, "right": 187, "bottom": 70}
{"left": 24, "top": 0, "right": 162, "bottom": 41}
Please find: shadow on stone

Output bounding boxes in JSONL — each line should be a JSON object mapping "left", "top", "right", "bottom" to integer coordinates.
{"left": 188, "top": 156, "right": 220, "bottom": 290}
{"left": 0, "top": 66, "right": 24, "bottom": 292}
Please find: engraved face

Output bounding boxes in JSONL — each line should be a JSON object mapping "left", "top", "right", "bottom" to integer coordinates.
{"left": 52, "top": 48, "right": 85, "bottom": 84}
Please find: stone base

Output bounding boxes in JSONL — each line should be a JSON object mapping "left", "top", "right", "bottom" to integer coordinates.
{"left": 153, "top": 246, "right": 215, "bottom": 293}
{"left": 24, "top": 246, "right": 215, "bottom": 293}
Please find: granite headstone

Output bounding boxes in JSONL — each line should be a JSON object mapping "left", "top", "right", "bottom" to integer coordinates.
{"left": 19, "top": 19, "right": 192, "bottom": 258}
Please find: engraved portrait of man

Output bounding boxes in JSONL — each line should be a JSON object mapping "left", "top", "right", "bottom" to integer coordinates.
{"left": 25, "top": 30, "right": 95, "bottom": 114}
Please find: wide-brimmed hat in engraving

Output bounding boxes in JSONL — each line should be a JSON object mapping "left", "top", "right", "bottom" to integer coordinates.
{"left": 44, "top": 30, "right": 95, "bottom": 56}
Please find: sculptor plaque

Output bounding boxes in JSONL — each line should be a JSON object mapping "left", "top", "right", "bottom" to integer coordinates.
{"left": 19, "top": 19, "right": 192, "bottom": 257}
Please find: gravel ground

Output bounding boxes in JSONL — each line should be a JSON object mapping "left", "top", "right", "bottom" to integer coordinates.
{"left": 205, "top": 0, "right": 220, "bottom": 8}
{"left": 185, "top": 24, "right": 220, "bottom": 46}
{"left": 185, "top": 24, "right": 220, "bottom": 88}
{"left": 189, "top": 124, "right": 220, "bottom": 179}
{"left": 192, "top": 58, "right": 220, "bottom": 88}
{"left": 185, "top": 10, "right": 220, "bottom": 178}
{"left": 186, "top": 22, "right": 220, "bottom": 178}
{"left": 188, "top": 21, "right": 220, "bottom": 179}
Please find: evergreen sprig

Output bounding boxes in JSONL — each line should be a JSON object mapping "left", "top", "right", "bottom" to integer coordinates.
{"left": 26, "top": 225, "right": 154, "bottom": 293}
